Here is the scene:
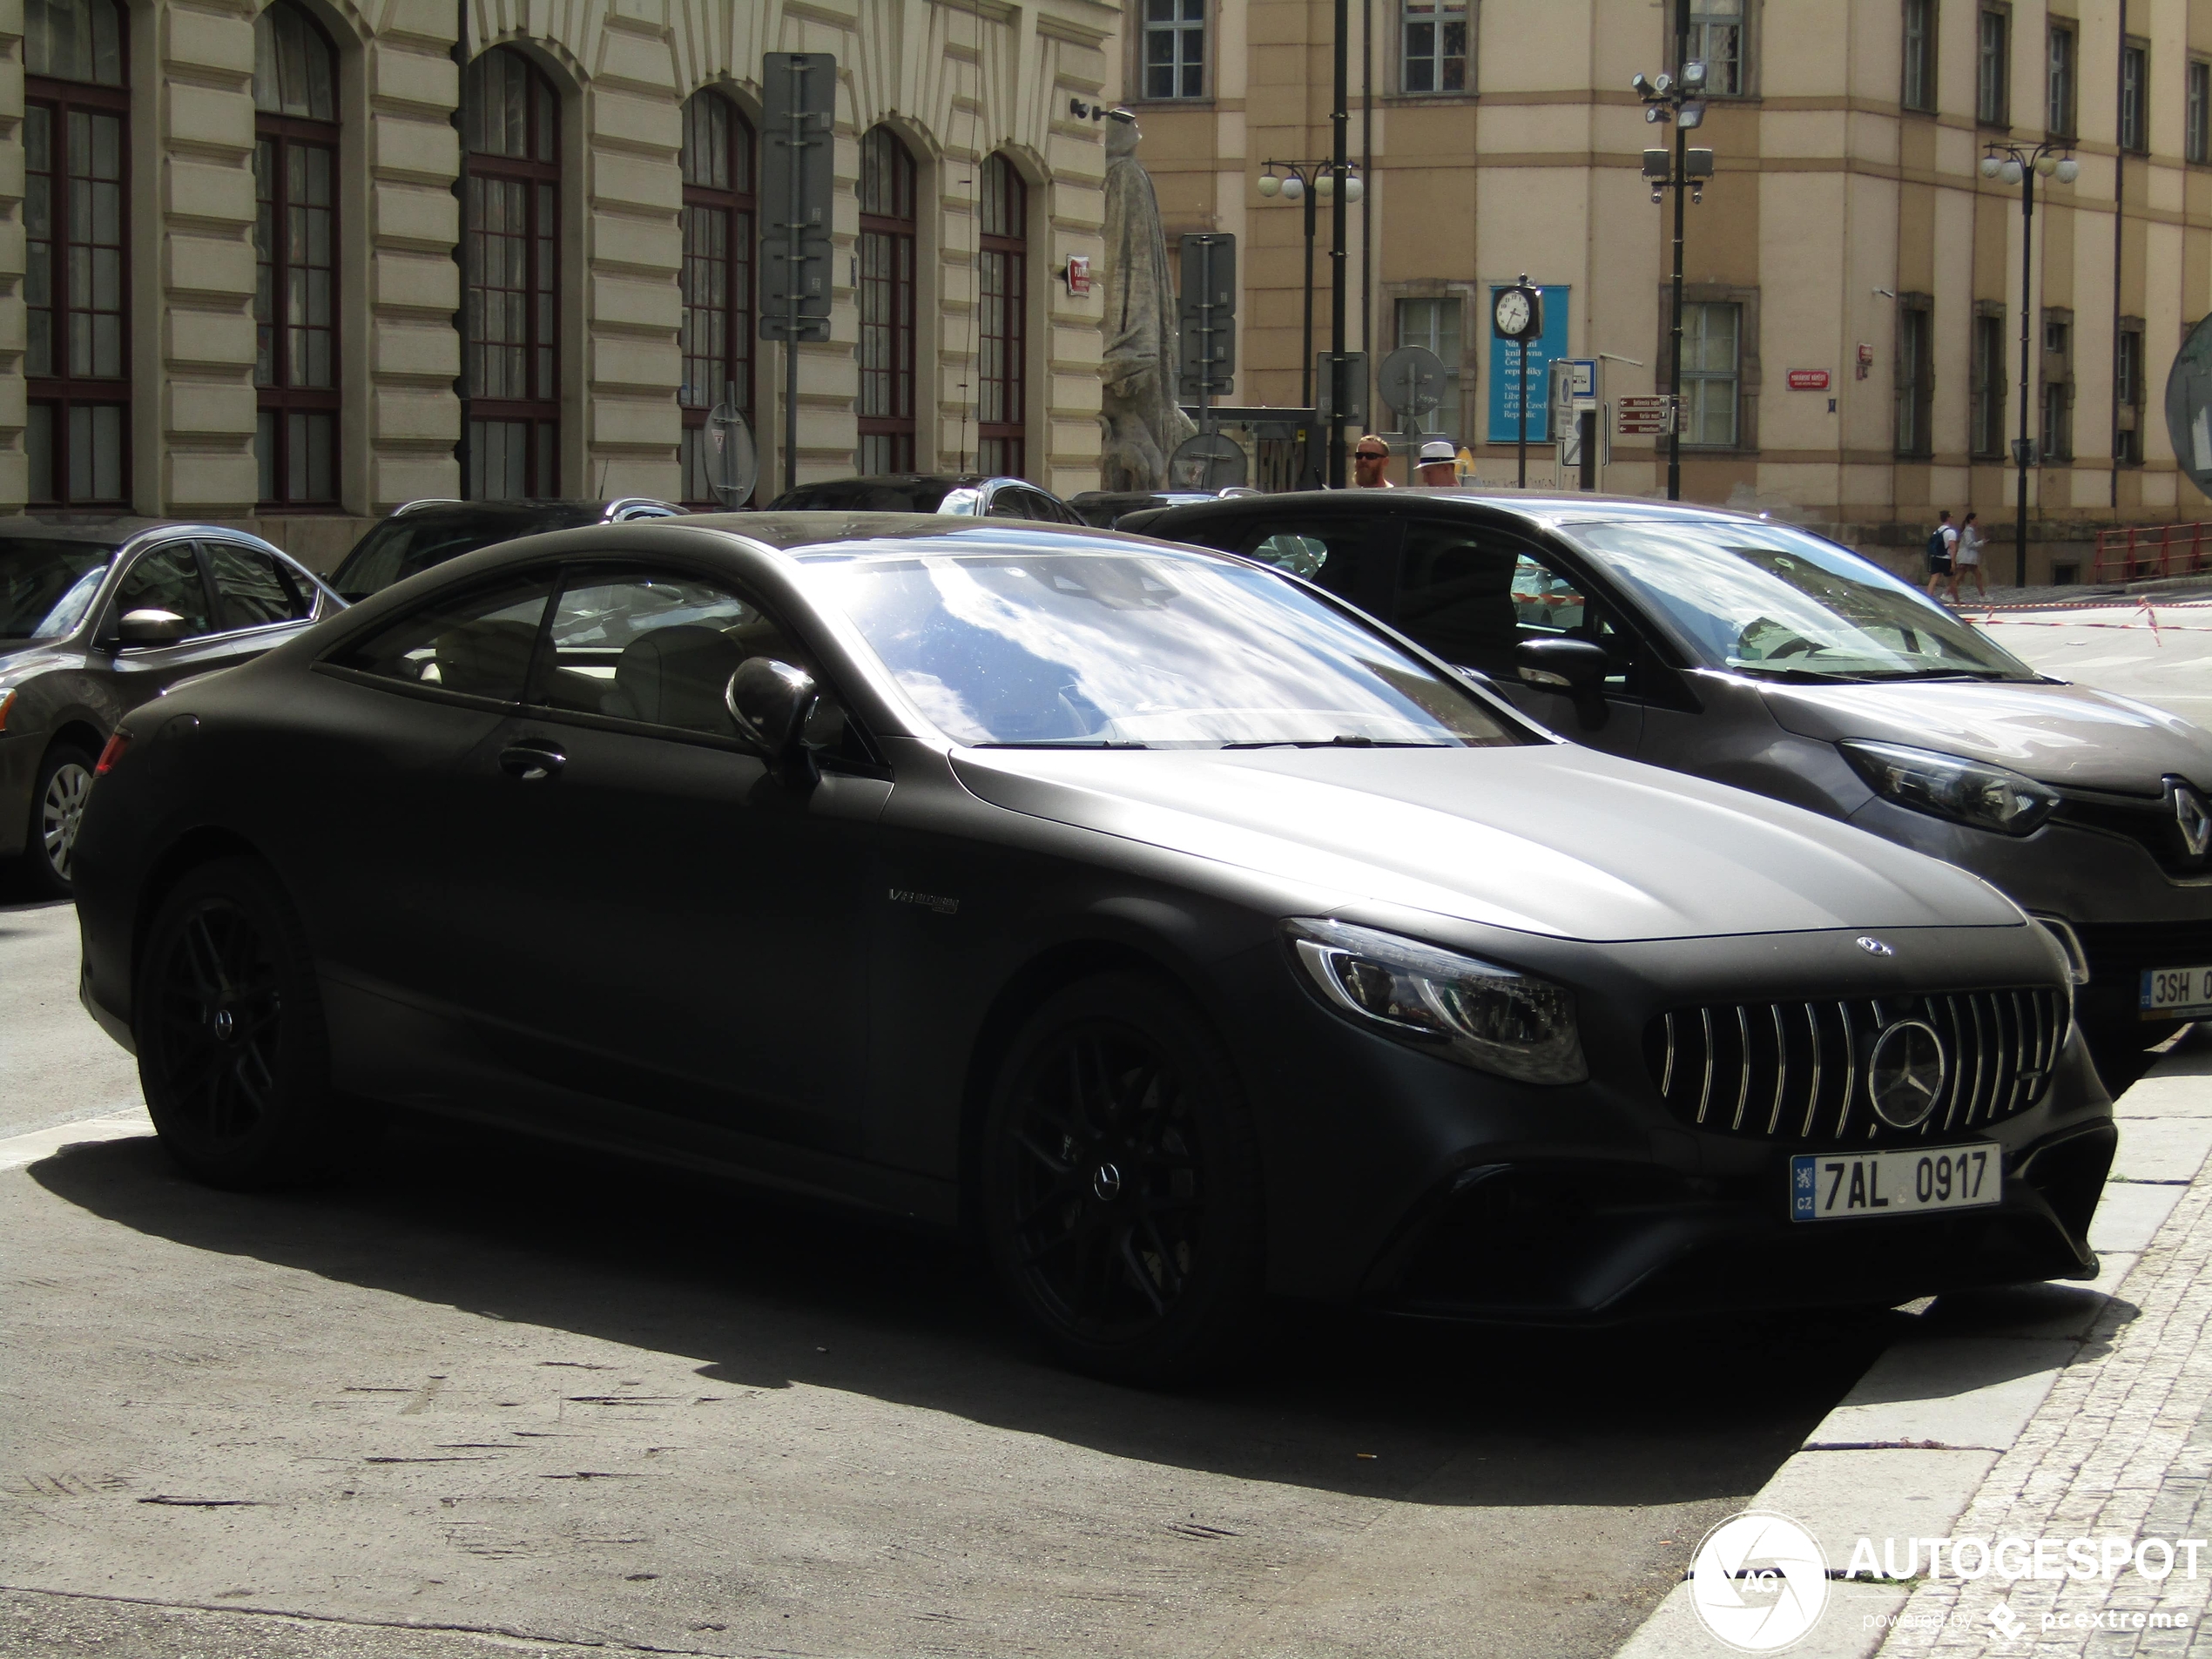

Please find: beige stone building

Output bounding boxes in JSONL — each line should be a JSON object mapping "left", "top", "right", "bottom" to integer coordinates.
{"left": 0, "top": 0, "right": 1117, "bottom": 562}
{"left": 1131, "top": 0, "right": 2212, "bottom": 581}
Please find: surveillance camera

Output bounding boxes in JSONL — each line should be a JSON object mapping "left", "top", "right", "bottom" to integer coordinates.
{"left": 1874, "top": 287, "right": 1897, "bottom": 299}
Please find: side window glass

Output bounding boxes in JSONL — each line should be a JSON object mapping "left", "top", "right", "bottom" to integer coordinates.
{"left": 1234, "top": 520, "right": 1371, "bottom": 604}
{"left": 985, "top": 490, "right": 1027, "bottom": 519}
{"left": 1248, "top": 532, "right": 1331, "bottom": 578}
{"left": 535, "top": 569, "right": 858, "bottom": 756}
{"left": 114, "top": 545, "right": 215, "bottom": 638}
{"left": 208, "top": 545, "right": 312, "bottom": 630}
{"left": 1399, "top": 523, "right": 1635, "bottom": 691}
{"left": 328, "top": 577, "right": 552, "bottom": 702}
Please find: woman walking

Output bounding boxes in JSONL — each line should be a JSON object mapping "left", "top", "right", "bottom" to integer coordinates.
{"left": 1956, "top": 511, "right": 1989, "bottom": 603}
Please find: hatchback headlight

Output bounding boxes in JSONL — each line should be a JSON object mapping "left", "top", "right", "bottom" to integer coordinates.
{"left": 1841, "top": 739, "right": 2059, "bottom": 836}
{"left": 1283, "top": 919, "right": 1588, "bottom": 1084}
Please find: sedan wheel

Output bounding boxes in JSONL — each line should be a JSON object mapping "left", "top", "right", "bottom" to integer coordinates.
{"left": 27, "top": 745, "right": 95, "bottom": 896}
{"left": 981, "top": 974, "right": 1264, "bottom": 1384}
{"left": 134, "top": 858, "right": 356, "bottom": 1188}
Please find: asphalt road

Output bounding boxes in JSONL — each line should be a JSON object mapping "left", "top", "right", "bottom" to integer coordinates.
{"left": 0, "top": 894, "right": 1892, "bottom": 1659}
{"left": 1979, "top": 595, "right": 2212, "bottom": 723}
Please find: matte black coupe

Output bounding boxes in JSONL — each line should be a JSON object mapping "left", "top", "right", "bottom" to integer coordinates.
{"left": 71, "top": 515, "right": 2114, "bottom": 1380}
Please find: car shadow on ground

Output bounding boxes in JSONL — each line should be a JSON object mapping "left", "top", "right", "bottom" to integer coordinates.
{"left": 30, "top": 1118, "right": 1900, "bottom": 1512}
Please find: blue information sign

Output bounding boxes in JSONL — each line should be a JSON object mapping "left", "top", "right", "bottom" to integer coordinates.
{"left": 1487, "top": 284, "right": 1570, "bottom": 443}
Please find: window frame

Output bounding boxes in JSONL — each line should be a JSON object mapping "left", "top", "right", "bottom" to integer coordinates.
{"left": 1677, "top": 300, "right": 1744, "bottom": 451}
{"left": 1901, "top": 0, "right": 1937, "bottom": 114}
{"left": 2120, "top": 38, "right": 2149, "bottom": 155}
{"left": 2039, "top": 307, "right": 2074, "bottom": 463}
{"left": 2189, "top": 58, "right": 2211, "bottom": 166}
{"left": 1137, "top": 0, "right": 1209, "bottom": 102}
{"left": 462, "top": 47, "right": 563, "bottom": 501}
{"left": 678, "top": 89, "right": 757, "bottom": 509}
{"left": 203, "top": 538, "right": 318, "bottom": 634}
{"left": 857, "top": 127, "right": 919, "bottom": 475}
{"left": 1894, "top": 293, "right": 1934, "bottom": 459}
{"left": 106, "top": 541, "right": 221, "bottom": 645}
{"left": 2044, "top": 20, "right": 2075, "bottom": 139}
{"left": 1681, "top": 0, "right": 1750, "bottom": 100}
{"left": 24, "top": 0, "right": 132, "bottom": 509}
{"left": 976, "top": 153, "right": 1028, "bottom": 481}
{"left": 1977, "top": 4, "right": 2010, "bottom": 128}
{"left": 314, "top": 570, "right": 558, "bottom": 715}
{"left": 1970, "top": 305, "right": 2007, "bottom": 460}
{"left": 2115, "top": 320, "right": 2146, "bottom": 467}
{"left": 1398, "top": 0, "right": 1471, "bottom": 98}
{"left": 1393, "top": 295, "right": 1465, "bottom": 435}
{"left": 253, "top": 2, "right": 343, "bottom": 513}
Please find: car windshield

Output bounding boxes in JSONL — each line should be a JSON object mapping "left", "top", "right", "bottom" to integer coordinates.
{"left": 0, "top": 539, "right": 118, "bottom": 640}
{"left": 806, "top": 538, "right": 1519, "bottom": 749}
{"left": 1563, "top": 519, "right": 2037, "bottom": 682}
{"left": 334, "top": 509, "right": 589, "bottom": 601}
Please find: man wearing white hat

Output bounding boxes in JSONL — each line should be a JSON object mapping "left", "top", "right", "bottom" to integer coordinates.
{"left": 1415, "top": 439, "right": 1459, "bottom": 487}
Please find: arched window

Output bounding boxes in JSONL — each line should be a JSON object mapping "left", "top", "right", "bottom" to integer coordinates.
{"left": 462, "top": 48, "right": 560, "bottom": 498}
{"left": 253, "top": 2, "right": 341, "bottom": 509}
{"left": 678, "top": 91, "right": 755, "bottom": 507}
{"left": 976, "top": 154, "right": 1028, "bottom": 479}
{"left": 857, "top": 127, "right": 917, "bottom": 475}
{"left": 24, "top": 0, "right": 129, "bottom": 506}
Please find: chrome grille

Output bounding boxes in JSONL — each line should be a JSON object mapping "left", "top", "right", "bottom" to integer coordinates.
{"left": 1643, "top": 988, "right": 2070, "bottom": 1145}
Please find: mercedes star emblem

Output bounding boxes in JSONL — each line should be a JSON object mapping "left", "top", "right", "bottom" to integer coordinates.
{"left": 1867, "top": 1019, "right": 1947, "bottom": 1129}
{"left": 1856, "top": 935, "right": 1895, "bottom": 957}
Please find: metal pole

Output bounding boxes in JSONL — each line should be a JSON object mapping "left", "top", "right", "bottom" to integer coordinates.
{"left": 453, "top": 0, "right": 469, "bottom": 497}
{"left": 1666, "top": 1, "right": 1688, "bottom": 501}
{"left": 1327, "top": 0, "right": 1349, "bottom": 489}
{"left": 1197, "top": 239, "right": 1215, "bottom": 436}
{"left": 2015, "top": 161, "right": 2034, "bottom": 589}
{"left": 1300, "top": 179, "right": 1315, "bottom": 411}
{"left": 1516, "top": 278, "right": 1528, "bottom": 487}
{"left": 781, "top": 61, "right": 805, "bottom": 497}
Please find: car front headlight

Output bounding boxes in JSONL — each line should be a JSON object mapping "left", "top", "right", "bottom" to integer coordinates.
{"left": 1840, "top": 739, "right": 2059, "bottom": 836}
{"left": 1283, "top": 918, "right": 1588, "bottom": 1084}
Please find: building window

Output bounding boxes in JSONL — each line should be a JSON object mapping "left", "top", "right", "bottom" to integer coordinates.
{"left": 1393, "top": 297, "right": 1463, "bottom": 433}
{"left": 1142, "top": 0, "right": 1205, "bottom": 100}
{"left": 1970, "top": 309, "right": 2006, "bottom": 459}
{"left": 1901, "top": 0, "right": 1935, "bottom": 113}
{"left": 1685, "top": 1, "right": 1745, "bottom": 97}
{"left": 463, "top": 47, "right": 561, "bottom": 499}
{"left": 2040, "top": 312, "right": 2072, "bottom": 462}
{"left": 1977, "top": 6, "right": 2009, "bottom": 126}
{"left": 678, "top": 91, "right": 754, "bottom": 507}
{"left": 857, "top": 127, "right": 917, "bottom": 475}
{"left": 1401, "top": 1, "right": 1468, "bottom": 94}
{"left": 2116, "top": 322, "right": 2146, "bottom": 466}
{"left": 1680, "top": 301, "right": 1741, "bottom": 448}
{"left": 24, "top": 0, "right": 130, "bottom": 507}
{"left": 252, "top": 3, "right": 340, "bottom": 509}
{"left": 976, "top": 154, "right": 1027, "bottom": 480}
{"left": 1895, "top": 299, "right": 1933, "bottom": 457}
{"left": 2189, "top": 60, "right": 2210, "bottom": 165}
{"left": 2120, "top": 41, "right": 2148, "bottom": 154}
{"left": 2047, "top": 23, "right": 2074, "bottom": 138}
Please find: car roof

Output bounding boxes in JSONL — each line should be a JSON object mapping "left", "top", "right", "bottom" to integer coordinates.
{"left": 663, "top": 512, "right": 1177, "bottom": 557}
{"left": 1136, "top": 488, "right": 1770, "bottom": 533}
{"left": 1, "top": 514, "right": 290, "bottom": 553}
{"left": 374, "top": 498, "right": 671, "bottom": 526}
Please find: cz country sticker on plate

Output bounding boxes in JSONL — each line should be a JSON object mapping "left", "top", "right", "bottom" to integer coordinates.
{"left": 2141, "top": 966, "right": 2212, "bottom": 1022}
{"left": 1790, "top": 1144, "right": 2000, "bottom": 1223}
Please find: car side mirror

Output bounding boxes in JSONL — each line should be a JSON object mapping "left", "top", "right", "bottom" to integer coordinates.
{"left": 725, "top": 657, "right": 821, "bottom": 785}
{"left": 1515, "top": 637, "right": 1611, "bottom": 731}
{"left": 116, "top": 609, "right": 187, "bottom": 647}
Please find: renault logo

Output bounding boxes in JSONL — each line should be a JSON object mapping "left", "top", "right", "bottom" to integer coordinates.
{"left": 2173, "top": 780, "right": 2212, "bottom": 862}
{"left": 1867, "top": 1020, "right": 1948, "bottom": 1129}
{"left": 1856, "top": 935, "right": 1895, "bottom": 957}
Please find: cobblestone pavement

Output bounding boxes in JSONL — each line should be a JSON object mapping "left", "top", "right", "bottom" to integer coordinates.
{"left": 1881, "top": 1077, "right": 2212, "bottom": 1654}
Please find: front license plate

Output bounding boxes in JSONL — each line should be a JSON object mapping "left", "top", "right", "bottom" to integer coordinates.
{"left": 2141, "top": 966, "right": 2212, "bottom": 1021}
{"left": 1790, "top": 1144, "right": 2000, "bottom": 1223}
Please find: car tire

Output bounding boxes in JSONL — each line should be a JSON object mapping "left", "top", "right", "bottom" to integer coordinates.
{"left": 24, "top": 741, "right": 96, "bottom": 899}
{"left": 979, "top": 972, "right": 1265, "bottom": 1386}
{"left": 133, "top": 857, "right": 357, "bottom": 1190}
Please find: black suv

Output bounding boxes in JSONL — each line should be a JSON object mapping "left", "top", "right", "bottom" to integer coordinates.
{"left": 763, "top": 474, "right": 1083, "bottom": 523}
{"left": 332, "top": 499, "right": 684, "bottom": 602}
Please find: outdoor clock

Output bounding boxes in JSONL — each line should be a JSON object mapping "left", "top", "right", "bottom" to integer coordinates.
{"left": 1493, "top": 283, "right": 1543, "bottom": 343}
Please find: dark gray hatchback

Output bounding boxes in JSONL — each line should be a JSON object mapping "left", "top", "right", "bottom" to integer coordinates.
{"left": 1124, "top": 489, "right": 2212, "bottom": 1055}
{"left": 0, "top": 516, "right": 339, "bottom": 894}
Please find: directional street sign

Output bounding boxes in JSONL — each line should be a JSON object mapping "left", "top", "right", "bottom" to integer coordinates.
{"left": 1618, "top": 395, "right": 1675, "bottom": 436}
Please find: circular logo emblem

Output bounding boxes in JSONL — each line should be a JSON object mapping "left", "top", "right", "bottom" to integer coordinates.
{"left": 1091, "top": 1163, "right": 1123, "bottom": 1203}
{"left": 1867, "top": 1019, "right": 1947, "bottom": 1128}
{"left": 1855, "top": 935, "right": 1895, "bottom": 957}
{"left": 212, "top": 1008, "right": 236, "bottom": 1042}
{"left": 1689, "top": 1510, "right": 1829, "bottom": 1653}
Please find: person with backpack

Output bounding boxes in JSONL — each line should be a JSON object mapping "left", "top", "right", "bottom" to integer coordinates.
{"left": 1924, "top": 510, "right": 1959, "bottom": 603}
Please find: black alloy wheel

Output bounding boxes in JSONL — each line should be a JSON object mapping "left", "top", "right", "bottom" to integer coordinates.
{"left": 134, "top": 858, "right": 356, "bottom": 1189}
{"left": 25, "top": 742, "right": 96, "bottom": 897}
{"left": 981, "top": 974, "right": 1264, "bottom": 1384}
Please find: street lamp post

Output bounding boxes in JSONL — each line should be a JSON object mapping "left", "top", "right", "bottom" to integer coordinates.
{"left": 1633, "top": 38, "right": 1714, "bottom": 502}
{"left": 1257, "top": 158, "right": 1364, "bottom": 481}
{"left": 1979, "top": 140, "right": 2078, "bottom": 590}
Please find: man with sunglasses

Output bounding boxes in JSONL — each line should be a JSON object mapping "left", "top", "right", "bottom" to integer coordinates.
{"left": 1351, "top": 435, "right": 1394, "bottom": 488}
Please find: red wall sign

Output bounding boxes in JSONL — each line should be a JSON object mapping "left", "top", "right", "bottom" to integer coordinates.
{"left": 1787, "top": 369, "right": 1831, "bottom": 390}
{"left": 1063, "top": 255, "right": 1092, "bottom": 297}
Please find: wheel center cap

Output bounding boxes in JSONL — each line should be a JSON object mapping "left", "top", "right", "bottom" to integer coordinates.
{"left": 1091, "top": 1162, "right": 1123, "bottom": 1203}
{"left": 212, "top": 1008, "right": 237, "bottom": 1042}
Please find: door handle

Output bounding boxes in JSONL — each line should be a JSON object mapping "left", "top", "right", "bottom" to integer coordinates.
{"left": 499, "top": 741, "right": 566, "bottom": 781}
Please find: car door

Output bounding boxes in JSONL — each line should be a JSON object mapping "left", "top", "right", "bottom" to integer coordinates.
{"left": 443, "top": 560, "right": 889, "bottom": 1160}
{"left": 98, "top": 540, "right": 239, "bottom": 718}
{"left": 1392, "top": 516, "right": 1647, "bottom": 757}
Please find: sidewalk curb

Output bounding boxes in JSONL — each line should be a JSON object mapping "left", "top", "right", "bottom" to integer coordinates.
{"left": 1615, "top": 1037, "right": 2212, "bottom": 1659}
{"left": 0, "top": 1108, "right": 154, "bottom": 1173}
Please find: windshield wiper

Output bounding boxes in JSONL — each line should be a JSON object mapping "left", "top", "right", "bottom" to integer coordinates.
{"left": 1851, "top": 668, "right": 2015, "bottom": 683}
{"left": 1219, "top": 735, "right": 1449, "bottom": 750}
{"left": 969, "top": 739, "right": 1153, "bottom": 749}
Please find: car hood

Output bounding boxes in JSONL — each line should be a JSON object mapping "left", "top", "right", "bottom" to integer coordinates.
{"left": 949, "top": 742, "right": 2021, "bottom": 942}
{"left": 1755, "top": 677, "right": 2212, "bottom": 794}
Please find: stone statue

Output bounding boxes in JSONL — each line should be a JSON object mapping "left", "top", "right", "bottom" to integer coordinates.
{"left": 1098, "top": 114, "right": 1196, "bottom": 491}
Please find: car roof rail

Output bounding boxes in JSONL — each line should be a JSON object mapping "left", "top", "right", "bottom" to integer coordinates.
{"left": 390, "top": 498, "right": 463, "bottom": 516}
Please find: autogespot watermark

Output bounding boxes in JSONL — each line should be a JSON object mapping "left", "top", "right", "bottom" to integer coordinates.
{"left": 1685, "top": 1509, "right": 2206, "bottom": 1653}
